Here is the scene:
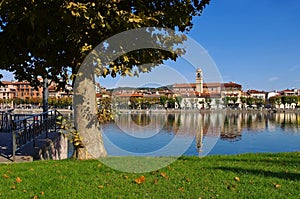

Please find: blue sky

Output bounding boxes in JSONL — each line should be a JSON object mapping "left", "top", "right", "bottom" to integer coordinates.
{"left": 1, "top": 0, "right": 300, "bottom": 91}
{"left": 191, "top": 0, "right": 300, "bottom": 91}
{"left": 100, "top": 0, "right": 300, "bottom": 91}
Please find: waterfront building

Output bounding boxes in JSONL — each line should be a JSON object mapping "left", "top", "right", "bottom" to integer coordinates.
{"left": 0, "top": 81, "right": 43, "bottom": 100}
{"left": 0, "top": 81, "right": 17, "bottom": 100}
{"left": 173, "top": 68, "right": 243, "bottom": 109}
{"left": 247, "top": 90, "right": 266, "bottom": 100}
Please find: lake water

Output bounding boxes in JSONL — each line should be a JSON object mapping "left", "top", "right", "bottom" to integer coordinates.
{"left": 101, "top": 111, "right": 300, "bottom": 156}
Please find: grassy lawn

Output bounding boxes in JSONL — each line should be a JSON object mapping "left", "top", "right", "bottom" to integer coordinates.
{"left": 0, "top": 152, "right": 299, "bottom": 198}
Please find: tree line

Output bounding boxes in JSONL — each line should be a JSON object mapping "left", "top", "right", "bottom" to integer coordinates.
{"left": 111, "top": 95, "right": 300, "bottom": 110}
{"left": 0, "top": 97, "right": 72, "bottom": 108}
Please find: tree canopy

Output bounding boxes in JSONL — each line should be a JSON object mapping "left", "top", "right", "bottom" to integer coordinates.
{"left": 0, "top": 0, "right": 210, "bottom": 85}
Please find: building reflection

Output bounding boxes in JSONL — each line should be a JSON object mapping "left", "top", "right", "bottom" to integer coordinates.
{"left": 113, "top": 111, "right": 300, "bottom": 152}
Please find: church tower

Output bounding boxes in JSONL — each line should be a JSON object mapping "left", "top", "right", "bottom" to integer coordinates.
{"left": 196, "top": 68, "right": 203, "bottom": 93}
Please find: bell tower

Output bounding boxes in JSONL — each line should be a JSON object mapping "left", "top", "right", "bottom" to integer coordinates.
{"left": 196, "top": 68, "right": 203, "bottom": 93}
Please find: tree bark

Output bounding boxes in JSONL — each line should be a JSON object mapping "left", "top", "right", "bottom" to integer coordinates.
{"left": 73, "top": 64, "right": 107, "bottom": 159}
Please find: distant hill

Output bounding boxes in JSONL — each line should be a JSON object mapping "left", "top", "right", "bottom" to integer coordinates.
{"left": 107, "top": 85, "right": 174, "bottom": 92}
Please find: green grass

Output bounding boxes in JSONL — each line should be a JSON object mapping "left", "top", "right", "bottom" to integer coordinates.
{"left": 0, "top": 152, "right": 300, "bottom": 199}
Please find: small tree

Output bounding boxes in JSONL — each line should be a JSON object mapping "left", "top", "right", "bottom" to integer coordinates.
{"left": 240, "top": 97, "right": 247, "bottom": 109}
{"left": 222, "top": 97, "right": 229, "bottom": 108}
{"left": 160, "top": 96, "right": 168, "bottom": 110}
{"left": 254, "top": 98, "right": 264, "bottom": 109}
{"left": 206, "top": 98, "right": 212, "bottom": 109}
{"left": 175, "top": 96, "right": 183, "bottom": 109}
{"left": 246, "top": 97, "right": 254, "bottom": 108}
{"left": 231, "top": 97, "right": 238, "bottom": 108}
{"left": 167, "top": 98, "right": 176, "bottom": 109}
{"left": 281, "top": 96, "right": 287, "bottom": 109}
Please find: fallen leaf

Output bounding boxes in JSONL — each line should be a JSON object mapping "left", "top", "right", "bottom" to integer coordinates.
{"left": 274, "top": 184, "right": 281, "bottom": 188}
{"left": 98, "top": 185, "right": 104, "bottom": 189}
{"left": 11, "top": 185, "right": 16, "bottom": 190}
{"left": 234, "top": 177, "right": 240, "bottom": 182}
{"left": 23, "top": 190, "right": 27, "bottom": 193}
{"left": 33, "top": 195, "right": 38, "bottom": 199}
{"left": 178, "top": 187, "right": 184, "bottom": 192}
{"left": 16, "top": 177, "right": 22, "bottom": 183}
{"left": 124, "top": 175, "right": 128, "bottom": 179}
{"left": 40, "top": 191, "right": 45, "bottom": 195}
{"left": 160, "top": 172, "right": 168, "bottom": 179}
{"left": 153, "top": 178, "right": 158, "bottom": 184}
{"left": 3, "top": 174, "right": 9, "bottom": 179}
{"left": 134, "top": 175, "right": 145, "bottom": 184}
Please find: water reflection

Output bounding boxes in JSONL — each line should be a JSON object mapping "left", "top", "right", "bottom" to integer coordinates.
{"left": 103, "top": 112, "right": 300, "bottom": 156}
{"left": 222, "top": 112, "right": 300, "bottom": 134}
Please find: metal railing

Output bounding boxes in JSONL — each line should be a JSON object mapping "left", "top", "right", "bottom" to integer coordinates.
{"left": 10, "top": 110, "right": 62, "bottom": 161}
{"left": 0, "top": 109, "right": 14, "bottom": 132}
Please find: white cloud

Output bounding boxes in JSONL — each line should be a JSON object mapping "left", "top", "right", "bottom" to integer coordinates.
{"left": 289, "top": 65, "right": 300, "bottom": 72}
{"left": 268, "top": 77, "right": 279, "bottom": 82}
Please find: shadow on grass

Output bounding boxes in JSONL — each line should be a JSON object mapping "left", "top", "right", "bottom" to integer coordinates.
{"left": 211, "top": 157, "right": 300, "bottom": 167}
{"left": 214, "top": 166, "right": 300, "bottom": 181}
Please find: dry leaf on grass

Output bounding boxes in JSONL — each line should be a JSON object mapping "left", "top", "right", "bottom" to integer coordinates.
{"left": 160, "top": 172, "right": 168, "bottom": 179}
{"left": 3, "top": 174, "right": 9, "bottom": 179}
{"left": 234, "top": 177, "right": 240, "bottom": 182}
{"left": 134, "top": 175, "right": 145, "bottom": 184}
{"left": 16, "top": 177, "right": 22, "bottom": 183}
{"left": 274, "top": 184, "right": 281, "bottom": 188}
{"left": 178, "top": 187, "right": 184, "bottom": 192}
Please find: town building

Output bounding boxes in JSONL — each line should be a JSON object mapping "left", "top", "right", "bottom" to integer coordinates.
{"left": 0, "top": 81, "right": 43, "bottom": 100}
{"left": 173, "top": 68, "right": 243, "bottom": 109}
{"left": 247, "top": 90, "right": 266, "bottom": 100}
{"left": 0, "top": 81, "right": 17, "bottom": 100}
{"left": 1, "top": 68, "right": 299, "bottom": 110}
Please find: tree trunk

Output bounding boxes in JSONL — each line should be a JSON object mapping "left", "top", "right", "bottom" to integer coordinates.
{"left": 73, "top": 64, "right": 107, "bottom": 159}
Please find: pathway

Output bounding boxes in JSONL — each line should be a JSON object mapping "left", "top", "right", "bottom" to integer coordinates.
{"left": 0, "top": 131, "right": 62, "bottom": 163}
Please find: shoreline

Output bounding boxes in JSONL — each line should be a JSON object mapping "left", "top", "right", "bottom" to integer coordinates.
{"left": 6, "top": 108, "right": 300, "bottom": 115}
{"left": 116, "top": 108, "right": 300, "bottom": 114}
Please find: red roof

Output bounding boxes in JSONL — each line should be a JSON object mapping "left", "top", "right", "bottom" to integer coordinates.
{"left": 173, "top": 83, "right": 196, "bottom": 88}
{"left": 203, "top": 83, "right": 222, "bottom": 87}
{"left": 247, "top": 90, "right": 266, "bottom": 94}
{"left": 223, "top": 82, "right": 242, "bottom": 88}
{"left": 282, "top": 89, "right": 294, "bottom": 92}
{"left": 173, "top": 82, "right": 241, "bottom": 89}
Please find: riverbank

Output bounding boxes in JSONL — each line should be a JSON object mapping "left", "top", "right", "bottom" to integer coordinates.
{"left": 0, "top": 152, "right": 299, "bottom": 198}
{"left": 2, "top": 107, "right": 299, "bottom": 116}
{"left": 12, "top": 108, "right": 73, "bottom": 115}
{"left": 117, "top": 108, "right": 300, "bottom": 114}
